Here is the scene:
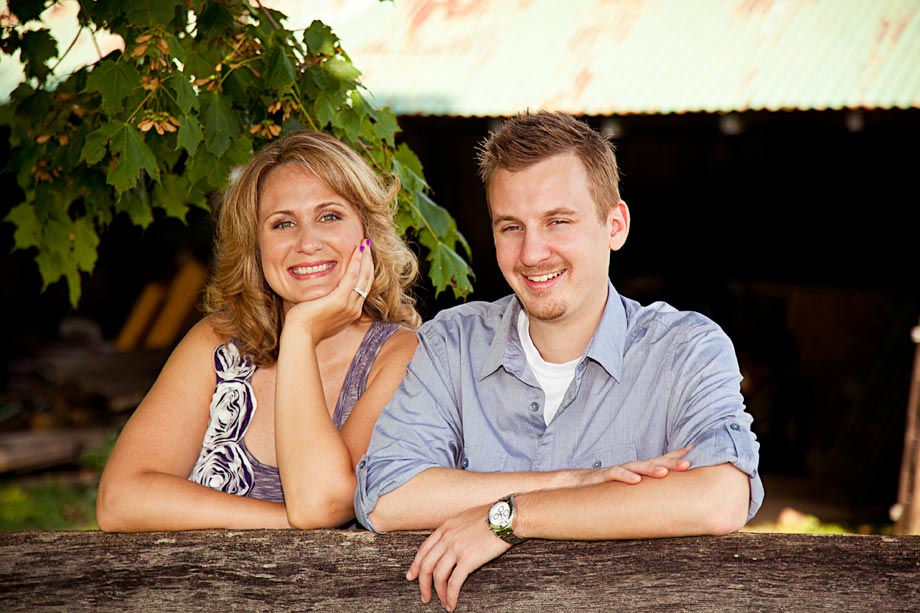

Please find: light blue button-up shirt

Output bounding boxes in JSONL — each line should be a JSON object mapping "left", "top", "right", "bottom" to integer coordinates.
{"left": 355, "top": 282, "right": 763, "bottom": 530}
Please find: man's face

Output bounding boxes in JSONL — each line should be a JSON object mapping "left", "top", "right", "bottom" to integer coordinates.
{"left": 490, "top": 153, "right": 627, "bottom": 326}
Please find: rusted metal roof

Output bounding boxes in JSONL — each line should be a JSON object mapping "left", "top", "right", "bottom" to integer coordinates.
{"left": 283, "top": 0, "right": 920, "bottom": 116}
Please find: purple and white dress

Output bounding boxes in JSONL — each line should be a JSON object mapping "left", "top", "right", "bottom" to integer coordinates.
{"left": 188, "top": 321, "right": 400, "bottom": 503}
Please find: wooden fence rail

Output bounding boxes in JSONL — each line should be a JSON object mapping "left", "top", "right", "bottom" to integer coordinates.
{"left": 2, "top": 530, "right": 919, "bottom": 612}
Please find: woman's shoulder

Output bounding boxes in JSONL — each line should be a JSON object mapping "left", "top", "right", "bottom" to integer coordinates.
{"left": 172, "top": 316, "right": 232, "bottom": 359}
{"left": 373, "top": 323, "right": 418, "bottom": 364}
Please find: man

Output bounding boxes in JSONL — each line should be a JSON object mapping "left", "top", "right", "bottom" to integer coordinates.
{"left": 354, "top": 111, "right": 762, "bottom": 611}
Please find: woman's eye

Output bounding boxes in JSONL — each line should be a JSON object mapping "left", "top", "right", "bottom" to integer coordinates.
{"left": 273, "top": 220, "right": 294, "bottom": 230}
{"left": 319, "top": 212, "right": 341, "bottom": 222}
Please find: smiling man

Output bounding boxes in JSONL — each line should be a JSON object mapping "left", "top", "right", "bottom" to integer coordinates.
{"left": 354, "top": 111, "right": 763, "bottom": 611}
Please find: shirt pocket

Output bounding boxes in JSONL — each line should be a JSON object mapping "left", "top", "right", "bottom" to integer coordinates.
{"left": 461, "top": 445, "right": 508, "bottom": 472}
{"left": 572, "top": 444, "right": 638, "bottom": 469}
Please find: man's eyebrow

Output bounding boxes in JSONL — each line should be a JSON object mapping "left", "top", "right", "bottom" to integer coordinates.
{"left": 492, "top": 207, "right": 580, "bottom": 227}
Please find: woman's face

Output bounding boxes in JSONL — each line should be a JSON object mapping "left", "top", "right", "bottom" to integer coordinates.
{"left": 257, "top": 163, "right": 365, "bottom": 313}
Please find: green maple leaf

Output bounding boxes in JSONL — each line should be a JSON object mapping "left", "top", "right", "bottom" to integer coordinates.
{"left": 373, "top": 107, "right": 399, "bottom": 147}
{"left": 153, "top": 174, "right": 191, "bottom": 221}
{"left": 200, "top": 91, "right": 239, "bottom": 157}
{"left": 5, "top": 203, "right": 41, "bottom": 250}
{"left": 323, "top": 57, "right": 361, "bottom": 84}
{"left": 168, "top": 73, "right": 199, "bottom": 115}
{"left": 264, "top": 44, "right": 296, "bottom": 90}
{"left": 72, "top": 217, "right": 100, "bottom": 272}
{"left": 9, "top": 0, "right": 46, "bottom": 23}
{"left": 117, "top": 187, "right": 154, "bottom": 229}
{"left": 303, "top": 21, "right": 337, "bottom": 56}
{"left": 107, "top": 125, "right": 160, "bottom": 195}
{"left": 427, "top": 243, "right": 475, "bottom": 298}
{"left": 414, "top": 190, "right": 453, "bottom": 239}
{"left": 84, "top": 59, "right": 141, "bottom": 115}
{"left": 177, "top": 115, "right": 202, "bottom": 157}
{"left": 81, "top": 122, "right": 120, "bottom": 165}
{"left": 19, "top": 29, "right": 58, "bottom": 82}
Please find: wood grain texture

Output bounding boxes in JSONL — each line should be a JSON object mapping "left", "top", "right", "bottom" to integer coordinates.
{"left": 2, "top": 530, "right": 919, "bottom": 612}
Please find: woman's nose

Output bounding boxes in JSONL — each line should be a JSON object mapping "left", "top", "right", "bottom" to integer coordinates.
{"left": 297, "top": 227, "right": 322, "bottom": 253}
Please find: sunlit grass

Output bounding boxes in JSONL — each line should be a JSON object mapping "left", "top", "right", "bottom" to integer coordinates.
{"left": 0, "top": 431, "right": 116, "bottom": 531}
{"left": 743, "top": 507, "right": 895, "bottom": 535}
{"left": 0, "top": 474, "right": 99, "bottom": 530}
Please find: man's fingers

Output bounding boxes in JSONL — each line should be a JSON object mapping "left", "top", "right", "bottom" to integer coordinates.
{"left": 445, "top": 564, "right": 471, "bottom": 612}
{"left": 432, "top": 553, "right": 458, "bottom": 611}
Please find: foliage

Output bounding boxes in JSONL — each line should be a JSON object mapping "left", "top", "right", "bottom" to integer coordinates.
{"left": 0, "top": 0, "right": 473, "bottom": 306}
{"left": 0, "top": 475, "right": 99, "bottom": 530}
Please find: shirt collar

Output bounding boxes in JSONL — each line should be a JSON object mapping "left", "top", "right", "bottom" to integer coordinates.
{"left": 479, "top": 281, "right": 626, "bottom": 382}
{"left": 478, "top": 297, "right": 523, "bottom": 381}
{"left": 584, "top": 280, "right": 626, "bottom": 382}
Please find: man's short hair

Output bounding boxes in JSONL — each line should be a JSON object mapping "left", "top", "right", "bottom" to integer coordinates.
{"left": 476, "top": 110, "right": 621, "bottom": 221}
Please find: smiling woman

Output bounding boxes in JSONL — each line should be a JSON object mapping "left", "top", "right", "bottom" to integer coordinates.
{"left": 95, "top": 130, "right": 422, "bottom": 532}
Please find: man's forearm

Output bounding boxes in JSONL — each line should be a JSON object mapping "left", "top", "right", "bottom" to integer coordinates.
{"left": 369, "top": 467, "right": 578, "bottom": 532}
{"left": 513, "top": 463, "right": 751, "bottom": 540}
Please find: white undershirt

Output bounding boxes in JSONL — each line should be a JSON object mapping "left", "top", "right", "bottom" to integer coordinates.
{"left": 517, "top": 310, "right": 580, "bottom": 426}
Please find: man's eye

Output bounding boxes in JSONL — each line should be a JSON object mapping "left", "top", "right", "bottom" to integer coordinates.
{"left": 501, "top": 224, "right": 522, "bottom": 233}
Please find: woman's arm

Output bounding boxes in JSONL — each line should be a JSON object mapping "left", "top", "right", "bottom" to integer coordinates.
{"left": 96, "top": 319, "right": 291, "bottom": 532}
{"left": 275, "top": 240, "right": 416, "bottom": 529}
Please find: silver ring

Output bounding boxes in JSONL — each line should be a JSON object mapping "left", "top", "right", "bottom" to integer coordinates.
{"left": 353, "top": 286, "right": 368, "bottom": 299}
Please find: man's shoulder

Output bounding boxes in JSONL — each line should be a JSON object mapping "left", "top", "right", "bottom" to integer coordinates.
{"left": 422, "top": 295, "right": 515, "bottom": 332}
{"left": 622, "top": 297, "right": 727, "bottom": 342}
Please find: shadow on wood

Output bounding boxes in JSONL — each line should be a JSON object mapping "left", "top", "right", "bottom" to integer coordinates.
{"left": 1, "top": 530, "right": 918, "bottom": 611}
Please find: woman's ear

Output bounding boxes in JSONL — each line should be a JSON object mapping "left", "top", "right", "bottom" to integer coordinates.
{"left": 608, "top": 200, "right": 630, "bottom": 251}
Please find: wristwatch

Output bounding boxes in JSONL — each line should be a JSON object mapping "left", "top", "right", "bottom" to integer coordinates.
{"left": 488, "top": 495, "right": 527, "bottom": 545}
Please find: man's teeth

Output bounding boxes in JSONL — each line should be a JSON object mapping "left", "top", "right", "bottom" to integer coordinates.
{"left": 527, "top": 271, "right": 562, "bottom": 283}
{"left": 292, "top": 263, "right": 333, "bottom": 274}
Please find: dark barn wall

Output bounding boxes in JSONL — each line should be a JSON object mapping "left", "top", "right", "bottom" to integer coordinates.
{"left": 397, "top": 109, "right": 920, "bottom": 519}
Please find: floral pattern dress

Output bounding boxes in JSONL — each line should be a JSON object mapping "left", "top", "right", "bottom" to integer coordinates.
{"left": 188, "top": 322, "right": 399, "bottom": 502}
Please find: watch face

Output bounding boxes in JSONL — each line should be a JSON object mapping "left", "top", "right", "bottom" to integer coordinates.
{"left": 489, "top": 501, "right": 512, "bottom": 528}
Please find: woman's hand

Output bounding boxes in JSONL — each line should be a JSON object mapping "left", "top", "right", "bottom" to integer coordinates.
{"left": 283, "top": 238, "right": 374, "bottom": 343}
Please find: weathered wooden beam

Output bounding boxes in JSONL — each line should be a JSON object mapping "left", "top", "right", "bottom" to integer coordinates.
{"left": 2, "top": 530, "right": 918, "bottom": 611}
{"left": 895, "top": 317, "right": 920, "bottom": 535}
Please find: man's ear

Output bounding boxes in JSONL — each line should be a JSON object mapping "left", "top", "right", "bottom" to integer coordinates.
{"left": 608, "top": 200, "right": 630, "bottom": 251}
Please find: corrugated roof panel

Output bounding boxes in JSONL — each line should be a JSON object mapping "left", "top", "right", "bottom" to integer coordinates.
{"left": 271, "top": 0, "right": 920, "bottom": 116}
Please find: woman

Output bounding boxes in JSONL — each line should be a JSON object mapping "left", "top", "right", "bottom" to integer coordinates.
{"left": 96, "top": 130, "right": 421, "bottom": 531}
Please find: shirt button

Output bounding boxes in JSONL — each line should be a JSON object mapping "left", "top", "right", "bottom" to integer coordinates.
{"left": 529, "top": 402, "right": 540, "bottom": 412}
{"left": 592, "top": 460, "right": 602, "bottom": 468}
{"left": 358, "top": 460, "right": 366, "bottom": 469}
{"left": 730, "top": 423, "right": 741, "bottom": 431}
{"left": 461, "top": 458, "right": 470, "bottom": 469}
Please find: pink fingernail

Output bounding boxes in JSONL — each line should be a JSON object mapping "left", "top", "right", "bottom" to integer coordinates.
{"left": 359, "top": 245, "right": 365, "bottom": 252}
{"left": 365, "top": 238, "right": 371, "bottom": 246}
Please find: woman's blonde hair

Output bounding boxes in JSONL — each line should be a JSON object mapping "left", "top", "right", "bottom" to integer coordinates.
{"left": 203, "top": 130, "right": 420, "bottom": 366}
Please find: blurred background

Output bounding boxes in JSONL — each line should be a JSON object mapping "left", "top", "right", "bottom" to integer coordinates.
{"left": 1, "top": 0, "right": 919, "bottom": 533}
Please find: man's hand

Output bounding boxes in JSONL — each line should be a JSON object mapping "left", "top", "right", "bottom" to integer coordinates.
{"left": 403, "top": 447, "right": 692, "bottom": 610}
{"left": 406, "top": 503, "right": 509, "bottom": 612}
{"left": 560, "top": 446, "right": 692, "bottom": 489}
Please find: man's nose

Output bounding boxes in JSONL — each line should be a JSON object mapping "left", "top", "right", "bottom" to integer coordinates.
{"left": 520, "top": 228, "right": 551, "bottom": 265}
